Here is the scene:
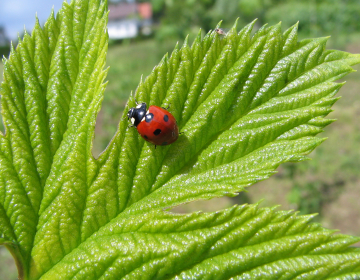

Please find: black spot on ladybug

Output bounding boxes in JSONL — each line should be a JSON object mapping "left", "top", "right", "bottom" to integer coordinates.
{"left": 162, "top": 142, "right": 168, "bottom": 145}
{"left": 145, "top": 113, "right": 154, "bottom": 123}
{"left": 153, "top": 129, "right": 161, "bottom": 136}
{"left": 143, "top": 135, "right": 148, "bottom": 139}
{"left": 163, "top": 114, "right": 169, "bottom": 122}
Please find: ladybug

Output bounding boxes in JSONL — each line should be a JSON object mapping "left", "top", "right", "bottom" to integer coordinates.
{"left": 127, "top": 102, "right": 179, "bottom": 147}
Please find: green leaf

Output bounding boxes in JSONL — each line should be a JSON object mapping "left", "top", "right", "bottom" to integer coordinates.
{"left": 37, "top": 205, "right": 360, "bottom": 279}
{"left": 1, "top": 0, "right": 108, "bottom": 278}
{"left": 1, "top": 0, "right": 360, "bottom": 279}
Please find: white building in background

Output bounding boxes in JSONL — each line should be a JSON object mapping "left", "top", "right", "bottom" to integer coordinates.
{"left": 108, "top": 0, "right": 152, "bottom": 40}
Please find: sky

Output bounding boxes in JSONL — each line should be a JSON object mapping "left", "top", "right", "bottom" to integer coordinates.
{"left": 0, "top": 0, "right": 69, "bottom": 41}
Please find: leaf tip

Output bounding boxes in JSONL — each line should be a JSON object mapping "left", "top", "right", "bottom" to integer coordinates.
{"left": 196, "top": 28, "right": 202, "bottom": 39}
{"left": 183, "top": 35, "right": 189, "bottom": 47}
{"left": 250, "top": 18, "right": 258, "bottom": 25}
{"left": 215, "top": 20, "right": 223, "bottom": 30}
{"left": 272, "top": 21, "right": 283, "bottom": 32}
{"left": 231, "top": 18, "right": 239, "bottom": 30}
{"left": 160, "top": 52, "right": 169, "bottom": 64}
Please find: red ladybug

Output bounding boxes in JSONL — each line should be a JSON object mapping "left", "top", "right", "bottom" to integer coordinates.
{"left": 127, "top": 102, "right": 179, "bottom": 147}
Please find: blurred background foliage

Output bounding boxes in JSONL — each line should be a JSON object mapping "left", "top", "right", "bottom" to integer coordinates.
{"left": 1, "top": 0, "right": 360, "bottom": 277}
{"left": 150, "top": 0, "right": 360, "bottom": 47}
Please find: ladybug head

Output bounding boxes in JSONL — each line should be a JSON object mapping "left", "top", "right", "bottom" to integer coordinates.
{"left": 127, "top": 102, "right": 147, "bottom": 127}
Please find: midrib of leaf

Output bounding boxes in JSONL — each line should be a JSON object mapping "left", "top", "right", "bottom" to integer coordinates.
{"left": 21, "top": 24, "right": 52, "bottom": 188}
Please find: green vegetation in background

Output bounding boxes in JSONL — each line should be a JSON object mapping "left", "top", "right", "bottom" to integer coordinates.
{"left": 0, "top": 46, "right": 10, "bottom": 59}
{"left": 152, "top": 0, "right": 360, "bottom": 48}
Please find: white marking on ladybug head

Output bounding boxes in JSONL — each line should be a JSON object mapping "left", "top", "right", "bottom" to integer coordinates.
{"left": 130, "top": 117, "right": 136, "bottom": 125}
{"left": 140, "top": 110, "right": 150, "bottom": 123}
{"left": 136, "top": 104, "right": 143, "bottom": 109}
